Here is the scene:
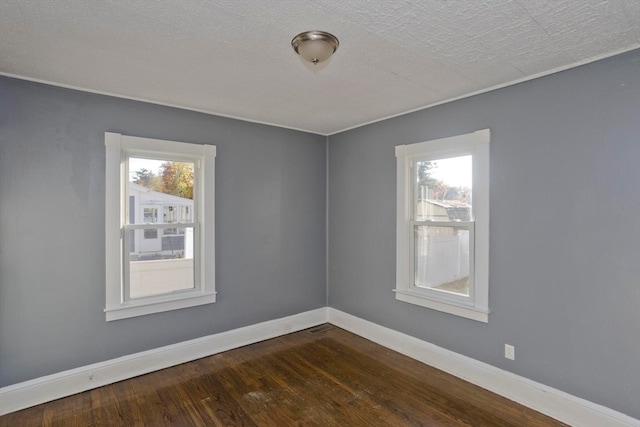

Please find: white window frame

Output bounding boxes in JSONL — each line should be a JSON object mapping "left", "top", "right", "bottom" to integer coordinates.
{"left": 105, "top": 132, "right": 216, "bottom": 321}
{"left": 395, "top": 129, "right": 490, "bottom": 322}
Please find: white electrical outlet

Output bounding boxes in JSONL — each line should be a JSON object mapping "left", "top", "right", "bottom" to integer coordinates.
{"left": 505, "top": 344, "right": 515, "bottom": 360}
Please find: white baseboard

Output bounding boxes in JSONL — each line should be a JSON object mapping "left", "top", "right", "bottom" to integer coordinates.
{"left": 327, "top": 308, "right": 639, "bottom": 427}
{"left": 3, "top": 307, "right": 638, "bottom": 427}
{"left": 0, "top": 308, "right": 328, "bottom": 416}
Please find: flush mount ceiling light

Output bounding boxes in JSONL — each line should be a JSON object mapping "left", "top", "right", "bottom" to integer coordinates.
{"left": 291, "top": 31, "right": 339, "bottom": 65}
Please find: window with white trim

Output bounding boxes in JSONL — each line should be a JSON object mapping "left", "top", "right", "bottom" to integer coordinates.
{"left": 395, "top": 129, "right": 490, "bottom": 322}
{"left": 105, "top": 133, "right": 216, "bottom": 321}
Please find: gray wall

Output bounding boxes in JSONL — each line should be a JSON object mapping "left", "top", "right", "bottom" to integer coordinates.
{"left": 0, "top": 77, "right": 327, "bottom": 386}
{"left": 328, "top": 49, "right": 640, "bottom": 418}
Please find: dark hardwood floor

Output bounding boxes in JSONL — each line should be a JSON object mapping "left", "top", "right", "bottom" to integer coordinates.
{"left": 0, "top": 325, "right": 566, "bottom": 426}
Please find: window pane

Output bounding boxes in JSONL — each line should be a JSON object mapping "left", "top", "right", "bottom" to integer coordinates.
{"left": 128, "top": 157, "right": 195, "bottom": 225}
{"left": 180, "top": 206, "right": 192, "bottom": 222}
{"left": 415, "top": 155, "right": 472, "bottom": 221}
{"left": 414, "top": 225, "right": 470, "bottom": 297}
{"left": 128, "top": 226, "right": 195, "bottom": 299}
{"left": 164, "top": 205, "right": 177, "bottom": 223}
{"left": 143, "top": 207, "right": 158, "bottom": 223}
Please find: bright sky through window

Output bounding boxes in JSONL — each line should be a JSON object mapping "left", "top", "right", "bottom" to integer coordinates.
{"left": 429, "top": 155, "right": 472, "bottom": 188}
{"left": 129, "top": 158, "right": 165, "bottom": 182}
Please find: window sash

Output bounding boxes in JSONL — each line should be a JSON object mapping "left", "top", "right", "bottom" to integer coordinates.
{"left": 409, "top": 221, "right": 475, "bottom": 304}
{"left": 123, "top": 224, "right": 201, "bottom": 304}
{"left": 124, "top": 154, "right": 199, "bottom": 224}
{"left": 122, "top": 223, "right": 202, "bottom": 303}
{"left": 124, "top": 223, "right": 197, "bottom": 230}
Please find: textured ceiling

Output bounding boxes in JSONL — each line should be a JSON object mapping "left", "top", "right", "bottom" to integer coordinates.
{"left": 1, "top": 0, "right": 639, "bottom": 135}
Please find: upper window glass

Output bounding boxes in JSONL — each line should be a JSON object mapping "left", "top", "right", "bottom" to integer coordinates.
{"left": 415, "top": 155, "right": 472, "bottom": 221}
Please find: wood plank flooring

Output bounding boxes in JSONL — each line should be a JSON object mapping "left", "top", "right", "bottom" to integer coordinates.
{"left": 0, "top": 325, "right": 567, "bottom": 426}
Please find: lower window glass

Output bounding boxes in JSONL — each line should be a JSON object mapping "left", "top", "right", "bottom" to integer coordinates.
{"left": 414, "top": 225, "right": 471, "bottom": 297}
{"left": 127, "top": 226, "right": 195, "bottom": 299}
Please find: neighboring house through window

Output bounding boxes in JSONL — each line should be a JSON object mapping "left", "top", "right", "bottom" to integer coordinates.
{"left": 105, "top": 132, "right": 216, "bottom": 321}
{"left": 395, "top": 129, "right": 490, "bottom": 322}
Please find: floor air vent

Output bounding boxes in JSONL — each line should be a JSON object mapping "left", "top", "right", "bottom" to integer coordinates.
{"left": 308, "top": 324, "right": 333, "bottom": 334}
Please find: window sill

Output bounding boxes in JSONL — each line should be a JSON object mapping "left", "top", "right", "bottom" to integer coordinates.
{"left": 105, "top": 292, "right": 216, "bottom": 321}
{"left": 393, "top": 288, "right": 489, "bottom": 323}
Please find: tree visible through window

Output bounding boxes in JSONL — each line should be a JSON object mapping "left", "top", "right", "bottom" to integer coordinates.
{"left": 132, "top": 160, "right": 194, "bottom": 200}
